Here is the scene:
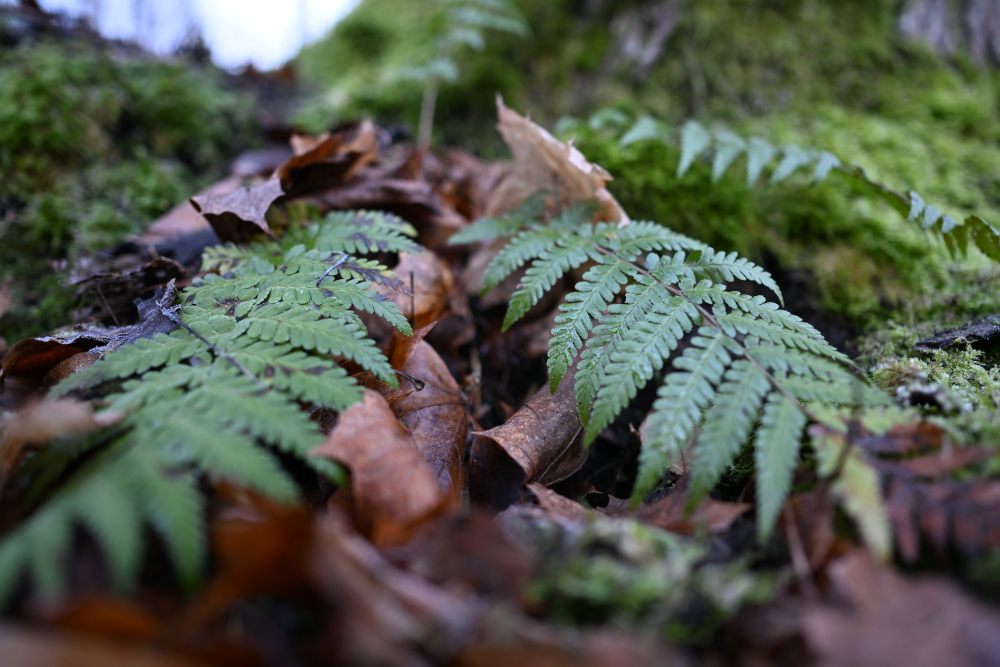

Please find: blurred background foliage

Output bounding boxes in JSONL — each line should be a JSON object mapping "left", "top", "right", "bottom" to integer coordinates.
{"left": 0, "top": 24, "right": 257, "bottom": 341}
{"left": 297, "top": 0, "right": 1000, "bottom": 338}
{"left": 5, "top": 0, "right": 1000, "bottom": 346}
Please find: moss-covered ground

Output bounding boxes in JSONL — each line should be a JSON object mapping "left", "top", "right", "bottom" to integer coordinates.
{"left": 0, "top": 32, "right": 257, "bottom": 341}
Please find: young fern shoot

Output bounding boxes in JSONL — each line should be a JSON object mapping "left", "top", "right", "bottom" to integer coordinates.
{"left": 451, "top": 201, "right": 887, "bottom": 541}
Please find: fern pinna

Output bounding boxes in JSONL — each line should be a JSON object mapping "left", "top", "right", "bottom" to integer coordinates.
{"left": 0, "top": 210, "right": 416, "bottom": 604}
{"left": 451, "top": 202, "right": 886, "bottom": 540}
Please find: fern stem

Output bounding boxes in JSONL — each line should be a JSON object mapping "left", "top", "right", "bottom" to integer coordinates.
{"left": 587, "top": 241, "right": 822, "bottom": 421}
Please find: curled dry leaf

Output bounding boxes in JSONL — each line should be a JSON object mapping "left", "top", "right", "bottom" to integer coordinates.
{"left": 277, "top": 121, "right": 383, "bottom": 199}
{"left": 1, "top": 399, "right": 121, "bottom": 486}
{"left": 386, "top": 339, "right": 469, "bottom": 502}
{"left": 529, "top": 483, "right": 749, "bottom": 536}
{"left": 0, "top": 331, "right": 112, "bottom": 397}
{"left": 486, "top": 96, "right": 629, "bottom": 225}
{"left": 470, "top": 371, "right": 587, "bottom": 512}
{"left": 803, "top": 550, "right": 1000, "bottom": 667}
{"left": 189, "top": 178, "right": 282, "bottom": 244}
{"left": 4, "top": 282, "right": 183, "bottom": 400}
{"left": 311, "top": 390, "right": 449, "bottom": 547}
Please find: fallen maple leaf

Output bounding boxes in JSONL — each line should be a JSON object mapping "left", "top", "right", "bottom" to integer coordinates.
{"left": 470, "top": 371, "right": 587, "bottom": 511}
{"left": 311, "top": 389, "right": 449, "bottom": 546}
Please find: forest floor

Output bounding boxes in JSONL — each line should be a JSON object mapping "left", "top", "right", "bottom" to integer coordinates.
{"left": 4, "top": 5, "right": 1000, "bottom": 667}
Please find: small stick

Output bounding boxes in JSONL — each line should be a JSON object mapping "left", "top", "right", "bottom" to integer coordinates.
{"left": 783, "top": 502, "right": 818, "bottom": 601}
{"left": 155, "top": 288, "right": 265, "bottom": 389}
{"left": 409, "top": 271, "right": 415, "bottom": 326}
{"left": 95, "top": 284, "right": 121, "bottom": 328}
{"left": 317, "top": 251, "right": 349, "bottom": 286}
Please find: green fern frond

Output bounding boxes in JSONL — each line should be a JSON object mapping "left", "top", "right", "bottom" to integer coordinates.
{"left": 548, "top": 258, "right": 633, "bottom": 392}
{"left": 585, "top": 298, "right": 699, "bottom": 444}
{"left": 503, "top": 234, "right": 599, "bottom": 331}
{"left": 754, "top": 392, "right": 808, "bottom": 542}
{"left": 2, "top": 209, "right": 414, "bottom": 606}
{"left": 660, "top": 117, "right": 1000, "bottom": 261}
{"left": 635, "top": 328, "right": 735, "bottom": 498}
{"left": 478, "top": 182, "right": 889, "bottom": 538}
{"left": 687, "top": 359, "right": 771, "bottom": 503}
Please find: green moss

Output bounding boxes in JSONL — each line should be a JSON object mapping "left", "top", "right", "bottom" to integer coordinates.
{"left": 0, "top": 38, "right": 257, "bottom": 342}
{"left": 527, "top": 517, "right": 779, "bottom": 641}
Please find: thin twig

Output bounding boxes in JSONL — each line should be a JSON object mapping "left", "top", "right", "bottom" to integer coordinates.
{"left": 783, "top": 502, "right": 819, "bottom": 601}
{"left": 94, "top": 283, "right": 121, "bottom": 328}
{"left": 317, "top": 251, "right": 349, "bottom": 287}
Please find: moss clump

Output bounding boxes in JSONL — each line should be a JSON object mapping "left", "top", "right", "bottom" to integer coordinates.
{"left": 0, "top": 38, "right": 257, "bottom": 342}
{"left": 526, "top": 517, "right": 778, "bottom": 642}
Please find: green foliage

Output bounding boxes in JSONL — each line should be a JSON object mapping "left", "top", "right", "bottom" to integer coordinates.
{"left": 0, "top": 211, "right": 413, "bottom": 605}
{"left": 672, "top": 120, "right": 1000, "bottom": 263}
{"left": 526, "top": 516, "right": 779, "bottom": 637}
{"left": 451, "top": 199, "right": 887, "bottom": 539}
{"left": 0, "top": 38, "right": 257, "bottom": 342}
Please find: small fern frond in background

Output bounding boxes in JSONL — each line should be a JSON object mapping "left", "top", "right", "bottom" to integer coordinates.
{"left": 654, "top": 117, "right": 1000, "bottom": 262}
{"left": 1, "top": 210, "right": 415, "bottom": 604}
{"left": 454, "top": 202, "right": 890, "bottom": 540}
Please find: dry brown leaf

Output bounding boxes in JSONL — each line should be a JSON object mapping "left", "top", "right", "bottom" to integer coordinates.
{"left": 803, "top": 550, "right": 1000, "bottom": 667}
{"left": 276, "top": 121, "right": 383, "bottom": 199}
{"left": 69, "top": 256, "right": 187, "bottom": 327}
{"left": 310, "top": 508, "right": 479, "bottom": 666}
{"left": 470, "top": 371, "right": 587, "bottom": 511}
{"left": 312, "top": 390, "right": 448, "bottom": 546}
{"left": 388, "top": 512, "right": 534, "bottom": 602}
{"left": 141, "top": 175, "right": 242, "bottom": 244}
{"left": 189, "top": 178, "right": 282, "bottom": 244}
{"left": 0, "top": 623, "right": 208, "bottom": 667}
{"left": 0, "top": 332, "right": 112, "bottom": 397}
{"left": 385, "top": 339, "right": 469, "bottom": 502}
{"left": 379, "top": 252, "right": 455, "bottom": 330}
{"left": 1, "top": 399, "right": 121, "bottom": 485}
{"left": 819, "top": 419, "right": 1000, "bottom": 560}
{"left": 632, "top": 491, "right": 750, "bottom": 535}
{"left": 527, "top": 483, "right": 589, "bottom": 524}
{"left": 2, "top": 283, "right": 183, "bottom": 401}
{"left": 182, "top": 488, "right": 314, "bottom": 633}
{"left": 485, "top": 96, "right": 629, "bottom": 225}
